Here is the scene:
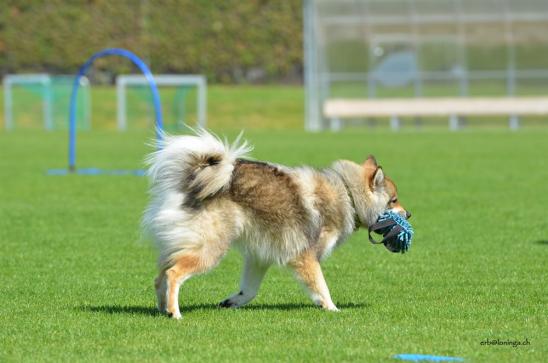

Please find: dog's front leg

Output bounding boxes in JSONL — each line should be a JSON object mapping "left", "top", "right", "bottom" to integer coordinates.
{"left": 289, "top": 249, "right": 339, "bottom": 311}
{"left": 219, "top": 255, "right": 269, "bottom": 308}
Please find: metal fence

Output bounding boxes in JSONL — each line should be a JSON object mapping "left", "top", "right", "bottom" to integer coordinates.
{"left": 304, "top": 0, "right": 548, "bottom": 130}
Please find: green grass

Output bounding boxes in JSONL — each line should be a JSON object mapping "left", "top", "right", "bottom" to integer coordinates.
{"left": 0, "top": 85, "right": 304, "bottom": 131}
{"left": 80, "top": 85, "right": 304, "bottom": 131}
{"left": 2, "top": 84, "right": 548, "bottom": 132}
{"left": 0, "top": 129, "right": 546, "bottom": 362}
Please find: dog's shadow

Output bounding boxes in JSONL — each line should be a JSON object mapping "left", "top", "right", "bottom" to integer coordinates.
{"left": 81, "top": 305, "right": 161, "bottom": 316}
{"left": 80, "top": 302, "right": 368, "bottom": 316}
{"left": 534, "top": 240, "right": 548, "bottom": 246}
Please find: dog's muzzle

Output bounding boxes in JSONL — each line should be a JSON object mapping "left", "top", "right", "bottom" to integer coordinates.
{"left": 368, "top": 211, "right": 414, "bottom": 253}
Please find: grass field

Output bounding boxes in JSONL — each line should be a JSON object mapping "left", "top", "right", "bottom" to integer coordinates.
{"left": 0, "top": 86, "right": 304, "bottom": 131}
{"left": 3, "top": 84, "right": 548, "bottom": 132}
{"left": 0, "top": 127, "right": 546, "bottom": 362}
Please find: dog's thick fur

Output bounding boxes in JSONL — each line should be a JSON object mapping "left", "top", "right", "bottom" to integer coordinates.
{"left": 143, "top": 130, "right": 409, "bottom": 319}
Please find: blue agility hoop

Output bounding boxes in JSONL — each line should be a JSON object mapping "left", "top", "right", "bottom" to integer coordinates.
{"left": 68, "top": 48, "right": 163, "bottom": 172}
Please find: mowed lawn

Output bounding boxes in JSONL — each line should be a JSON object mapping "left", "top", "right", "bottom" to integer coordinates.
{"left": 0, "top": 85, "right": 305, "bottom": 131}
{"left": 0, "top": 129, "right": 546, "bottom": 362}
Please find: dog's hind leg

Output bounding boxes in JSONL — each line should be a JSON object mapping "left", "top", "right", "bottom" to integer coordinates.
{"left": 161, "top": 247, "right": 227, "bottom": 319}
{"left": 288, "top": 249, "right": 339, "bottom": 312}
{"left": 154, "top": 271, "right": 168, "bottom": 313}
{"left": 219, "top": 254, "right": 269, "bottom": 308}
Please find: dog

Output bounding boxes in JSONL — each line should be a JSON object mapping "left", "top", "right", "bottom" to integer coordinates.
{"left": 142, "top": 130, "right": 410, "bottom": 319}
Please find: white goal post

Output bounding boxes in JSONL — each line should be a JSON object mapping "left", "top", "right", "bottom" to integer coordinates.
{"left": 3, "top": 73, "right": 91, "bottom": 131}
{"left": 4, "top": 74, "right": 51, "bottom": 130}
{"left": 116, "top": 74, "right": 207, "bottom": 131}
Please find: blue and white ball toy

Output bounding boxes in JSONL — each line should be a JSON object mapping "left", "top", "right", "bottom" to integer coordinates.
{"left": 368, "top": 210, "right": 414, "bottom": 253}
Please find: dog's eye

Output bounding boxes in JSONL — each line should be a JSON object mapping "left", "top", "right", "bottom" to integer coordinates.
{"left": 391, "top": 198, "right": 398, "bottom": 204}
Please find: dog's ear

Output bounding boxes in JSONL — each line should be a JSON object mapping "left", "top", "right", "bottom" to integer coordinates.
{"left": 363, "top": 155, "right": 378, "bottom": 171}
{"left": 371, "top": 167, "right": 384, "bottom": 190}
{"left": 364, "top": 155, "right": 384, "bottom": 190}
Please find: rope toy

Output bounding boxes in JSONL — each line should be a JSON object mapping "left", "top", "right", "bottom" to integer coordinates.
{"left": 368, "top": 210, "right": 414, "bottom": 253}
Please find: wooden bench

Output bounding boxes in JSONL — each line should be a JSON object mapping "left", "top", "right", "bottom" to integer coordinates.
{"left": 323, "top": 97, "right": 548, "bottom": 130}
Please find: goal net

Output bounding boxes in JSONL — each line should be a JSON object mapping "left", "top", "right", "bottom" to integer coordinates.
{"left": 3, "top": 74, "right": 91, "bottom": 130}
{"left": 116, "top": 74, "right": 207, "bottom": 132}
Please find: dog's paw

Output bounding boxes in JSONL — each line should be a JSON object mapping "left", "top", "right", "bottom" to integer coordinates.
{"left": 219, "top": 291, "right": 252, "bottom": 308}
{"left": 218, "top": 298, "right": 239, "bottom": 308}
{"left": 167, "top": 311, "right": 182, "bottom": 320}
{"left": 318, "top": 301, "right": 340, "bottom": 312}
{"left": 166, "top": 309, "right": 183, "bottom": 320}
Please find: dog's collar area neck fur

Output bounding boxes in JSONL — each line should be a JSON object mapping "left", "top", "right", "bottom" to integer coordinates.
{"left": 331, "top": 169, "right": 362, "bottom": 230}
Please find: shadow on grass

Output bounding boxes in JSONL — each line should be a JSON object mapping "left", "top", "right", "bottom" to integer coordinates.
{"left": 79, "top": 301, "right": 369, "bottom": 316}
{"left": 534, "top": 240, "right": 548, "bottom": 245}
{"left": 241, "top": 302, "right": 369, "bottom": 311}
{"left": 80, "top": 305, "right": 161, "bottom": 316}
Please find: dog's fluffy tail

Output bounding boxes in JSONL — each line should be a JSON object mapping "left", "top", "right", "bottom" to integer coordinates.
{"left": 145, "top": 129, "right": 252, "bottom": 204}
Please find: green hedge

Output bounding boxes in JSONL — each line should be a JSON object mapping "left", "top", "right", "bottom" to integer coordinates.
{"left": 0, "top": 0, "right": 303, "bottom": 83}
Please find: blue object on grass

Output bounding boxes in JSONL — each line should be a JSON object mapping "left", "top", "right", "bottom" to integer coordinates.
{"left": 393, "top": 354, "right": 464, "bottom": 362}
{"left": 47, "top": 168, "right": 146, "bottom": 176}
{"left": 368, "top": 210, "right": 414, "bottom": 253}
{"left": 68, "top": 48, "right": 163, "bottom": 172}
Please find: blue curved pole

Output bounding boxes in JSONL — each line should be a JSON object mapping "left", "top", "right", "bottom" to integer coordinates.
{"left": 68, "top": 48, "right": 163, "bottom": 172}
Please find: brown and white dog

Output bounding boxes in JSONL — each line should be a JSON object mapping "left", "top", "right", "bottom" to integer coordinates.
{"left": 142, "top": 130, "right": 409, "bottom": 319}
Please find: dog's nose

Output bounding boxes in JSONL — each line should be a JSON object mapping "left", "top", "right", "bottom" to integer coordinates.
{"left": 405, "top": 211, "right": 412, "bottom": 219}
